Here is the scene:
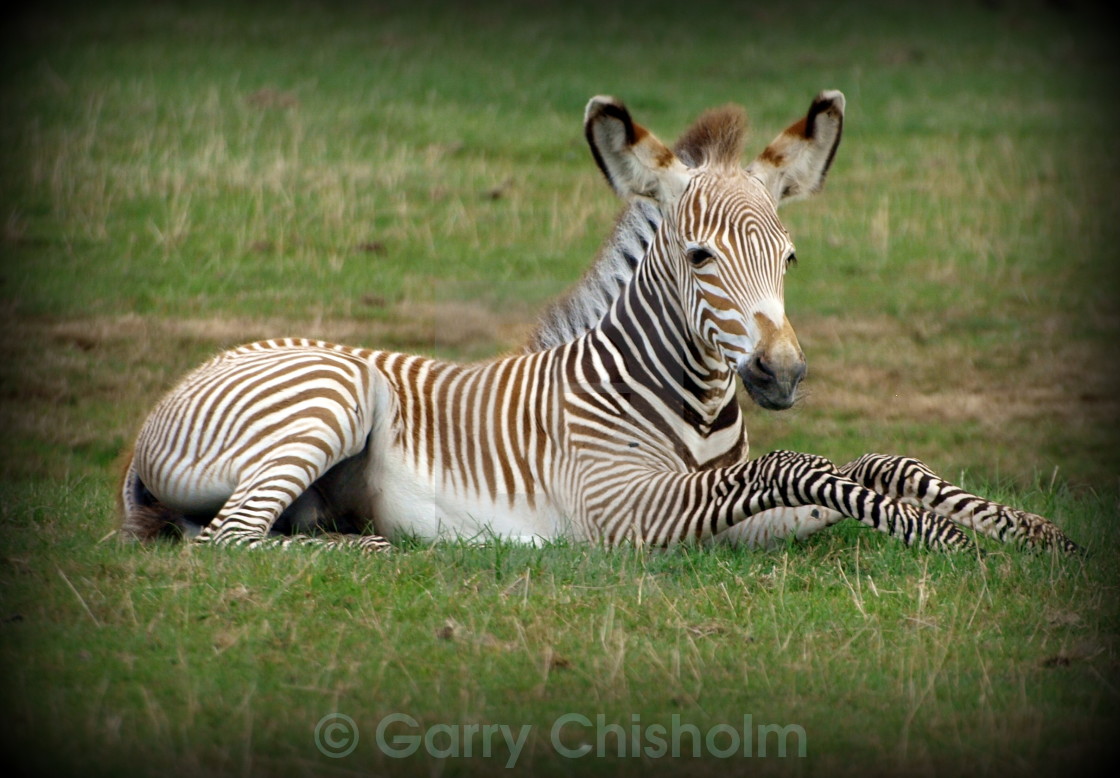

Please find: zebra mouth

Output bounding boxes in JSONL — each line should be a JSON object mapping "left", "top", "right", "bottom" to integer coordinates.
{"left": 743, "top": 380, "right": 798, "bottom": 411}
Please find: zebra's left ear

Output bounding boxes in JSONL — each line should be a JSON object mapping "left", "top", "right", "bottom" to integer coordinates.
{"left": 746, "top": 90, "right": 845, "bottom": 206}
{"left": 584, "top": 96, "right": 690, "bottom": 205}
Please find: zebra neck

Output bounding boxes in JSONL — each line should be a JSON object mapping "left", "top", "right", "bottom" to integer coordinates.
{"left": 591, "top": 257, "right": 737, "bottom": 430}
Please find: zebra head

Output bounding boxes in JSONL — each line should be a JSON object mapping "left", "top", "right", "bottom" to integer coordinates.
{"left": 584, "top": 92, "right": 844, "bottom": 411}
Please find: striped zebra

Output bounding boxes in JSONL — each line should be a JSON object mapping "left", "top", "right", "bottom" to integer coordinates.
{"left": 120, "top": 93, "right": 1079, "bottom": 554}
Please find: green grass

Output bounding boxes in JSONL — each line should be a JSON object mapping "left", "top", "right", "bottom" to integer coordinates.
{"left": 1, "top": 0, "right": 1118, "bottom": 776}
{"left": 2, "top": 480, "right": 1117, "bottom": 777}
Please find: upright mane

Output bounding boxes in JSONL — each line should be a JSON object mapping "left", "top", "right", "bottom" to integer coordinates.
{"left": 524, "top": 104, "right": 751, "bottom": 353}
{"left": 672, "top": 104, "right": 748, "bottom": 169}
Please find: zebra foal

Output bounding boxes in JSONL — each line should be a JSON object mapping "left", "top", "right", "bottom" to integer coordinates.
{"left": 120, "top": 93, "right": 1078, "bottom": 554}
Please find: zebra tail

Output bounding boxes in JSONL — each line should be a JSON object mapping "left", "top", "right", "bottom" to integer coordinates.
{"left": 118, "top": 456, "right": 188, "bottom": 543}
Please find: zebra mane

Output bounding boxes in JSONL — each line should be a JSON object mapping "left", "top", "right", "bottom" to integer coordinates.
{"left": 672, "top": 104, "right": 748, "bottom": 169}
{"left": 523, "top": 104, "right": 750, "bottom": 353}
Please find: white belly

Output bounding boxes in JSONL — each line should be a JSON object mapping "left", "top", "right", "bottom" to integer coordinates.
{"left": 370, "top": 446, "right": 565, "bottom": 544}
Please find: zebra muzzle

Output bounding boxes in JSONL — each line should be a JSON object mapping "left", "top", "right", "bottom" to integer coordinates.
{"left": 739, "top": 350, "right": 806, "bottom": 411}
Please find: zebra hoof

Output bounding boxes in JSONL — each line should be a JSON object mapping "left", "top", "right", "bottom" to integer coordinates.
{"left": 932, "top": 525, "right": 978, "bottom": 554}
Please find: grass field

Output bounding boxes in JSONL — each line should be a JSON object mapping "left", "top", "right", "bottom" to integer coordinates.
{"left": 2, "top": 1, "right": 1118, "bottom": 775}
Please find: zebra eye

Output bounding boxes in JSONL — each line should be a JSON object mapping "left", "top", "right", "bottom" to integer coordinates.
{"left": 686, "top": 247, "right": 715, "bottom": 266}
{"left": 785, "top": 252, "right": 798, "bottom": 269}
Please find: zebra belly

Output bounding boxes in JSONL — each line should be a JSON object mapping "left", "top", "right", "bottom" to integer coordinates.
{"left": 368, "top": 445, "right": 563, "bottom": 543}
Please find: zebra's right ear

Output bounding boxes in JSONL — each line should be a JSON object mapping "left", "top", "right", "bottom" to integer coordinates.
{"left": 584, "top": 96, "right": 690, "bottom": 205}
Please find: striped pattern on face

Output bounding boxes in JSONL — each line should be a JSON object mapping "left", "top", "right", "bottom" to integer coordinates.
{"left": 673, "top": 170, "right": 794, "bottom": 370}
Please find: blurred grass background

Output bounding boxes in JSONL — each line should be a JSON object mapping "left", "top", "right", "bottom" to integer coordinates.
{"left": 1, "top": 1, "right": 1118, "bottom": 776}
{"left": 2, "top": 0, "right": 1117, "bottom": 487}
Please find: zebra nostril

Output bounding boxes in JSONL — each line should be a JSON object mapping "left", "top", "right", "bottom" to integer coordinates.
{"left": 752, "top": 353, "right": 776, "bottom": 381}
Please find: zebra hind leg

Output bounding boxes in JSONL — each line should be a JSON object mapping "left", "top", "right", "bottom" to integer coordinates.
{"left": 197, "top": 488, "right": 391, "bottom": 553}
{"left": 839, "top": 453, "right": 1081, "bottom": 554}
{"left": 193, "top": 459, "right": 390, "bottom": 554}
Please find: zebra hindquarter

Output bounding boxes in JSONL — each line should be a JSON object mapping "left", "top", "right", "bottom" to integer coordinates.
{"left": 119, "top": 340, "right": 392, "bottom": 550}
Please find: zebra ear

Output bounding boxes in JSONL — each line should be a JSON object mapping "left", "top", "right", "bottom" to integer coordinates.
{"left": 745, "top": 90, "right": 845, "bottom": 206}
{"left": 584, "top": 96, "right": 690, "bottom": 204}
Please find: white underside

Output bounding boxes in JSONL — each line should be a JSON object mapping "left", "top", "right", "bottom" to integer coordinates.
{"left": 367, "top": 438, "right": 567, "bottom": 545}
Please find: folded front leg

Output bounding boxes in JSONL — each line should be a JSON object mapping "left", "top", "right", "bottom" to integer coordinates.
{"left": 600, "top": 450, "right": 975, "bottom": 551}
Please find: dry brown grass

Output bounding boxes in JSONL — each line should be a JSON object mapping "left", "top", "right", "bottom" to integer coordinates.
{"left": 795, "top": 313, "right": 1119, "bottom": 428}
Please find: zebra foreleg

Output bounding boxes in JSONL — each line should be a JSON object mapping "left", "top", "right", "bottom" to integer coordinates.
{"left": 732, "top": 450, "right": 976, "bottom": 552}
{"left": 839, "top": 454, "right": 1081, "bottom": 554}
{"left": 628, "top": 450, "right": 971, "bottom": 550}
